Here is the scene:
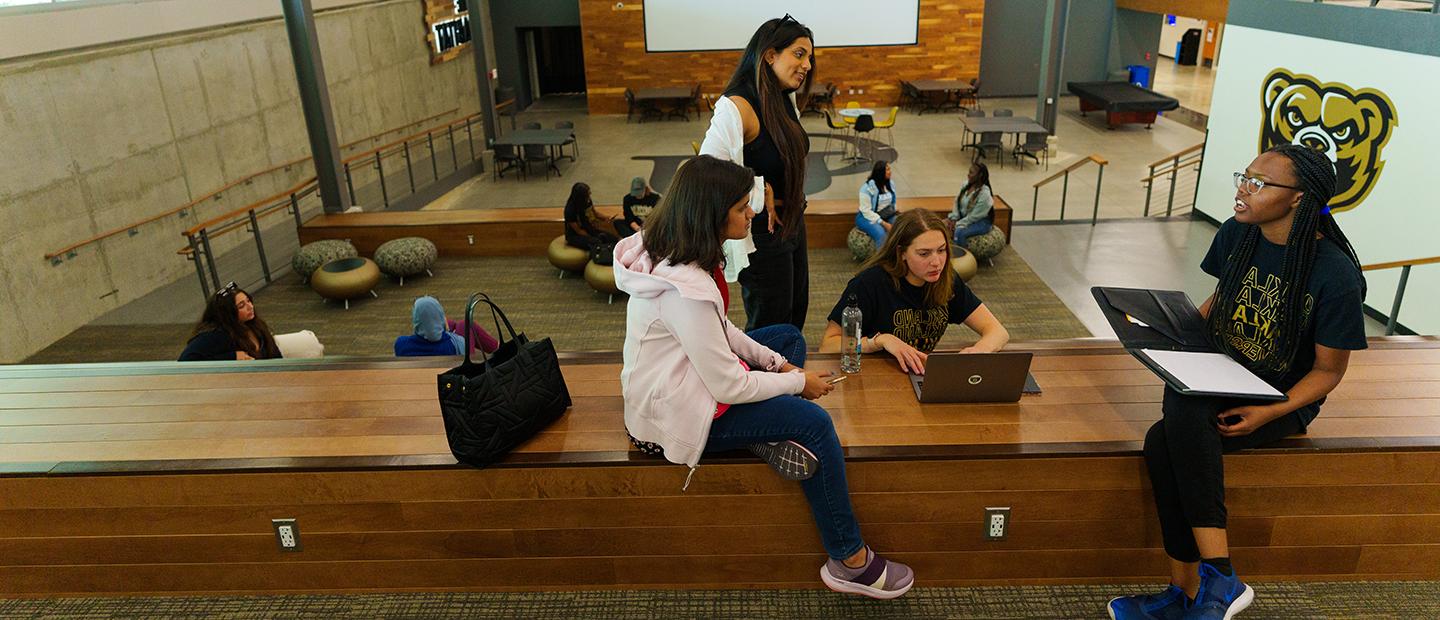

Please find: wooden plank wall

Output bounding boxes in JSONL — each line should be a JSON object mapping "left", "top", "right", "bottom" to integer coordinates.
{"left": 2, "top": 451, "right": 1438, "bottom": 596}
{"left": 578, "top": 0, "right": 986, "bottom": 115}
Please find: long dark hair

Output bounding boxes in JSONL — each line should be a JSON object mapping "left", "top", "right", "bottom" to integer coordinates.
{"left": 565, "top": 182, "right": 592, "bottom": 214}
{"left": 642, "top": 156, "right": 755, "bottom": 272}
{"left": 1208, "top": 144, "right": 1366, "bottom": 378}
{"left": 191, "top": 286, "right": 278, "bottom": 359}
{"left": 723, "top": 16, "right": 814, "bottom": 237}
{"left": 960, "top": 162, "right": 991, "bottom": 198}
{"left": 860, "top": 209, "right": 955, "bottom": 310}
{"left": 867, "top": 161, "right": 891, "bottom": 194}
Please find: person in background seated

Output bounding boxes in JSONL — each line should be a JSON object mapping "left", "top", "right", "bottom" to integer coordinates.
{"left": 820, "top": 209, "right": 1008, "bottom": 374}
{"left": 178, "top": 282, "right": 282, "bottom": 361}
{"left": 446, "top": 315, "right": 500, "bottom": 356}
{"left": 1107, "top": 145, "right": 1367, "bottom": 620}
{"left": 618, "top": 176, "right": 661, "bottom": 237}
{"left": 563, "top": 182, "right": 618, "bottom": 251}
{"left": 613, "top": 154, "right": 915, "bottom": 600}
{"left": 950, "top": 162, "right": 994, "bottom": 245}
{"left": 856, "top": 161, "right": 899, "bottom": 244}
{"left": 394, "top": 296, "right": 498, "bottom": 357}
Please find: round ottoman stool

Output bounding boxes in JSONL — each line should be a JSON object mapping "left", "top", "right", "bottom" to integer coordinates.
{"left": 293, "top": 239, "right": 357, "bottom": 282}
{"left": 950, "top": 246, "right": 978, "bottom": 282}
{"left": 847, "top": 227, "right": 878, "bottom": 262}
{"left": 965, "top": 226, "right": 1007, "bottom": 265}
{"left": 310, "top": 257, "right": 381, "bottom": 309}
{"left": 584, "top": 260, "right": 622, "bottom": 304}
{"left": 374, "top": 237, "right": 437, "bottom": 286}
{"left": 548, "top": 236, "right": 589, "bottom": 277}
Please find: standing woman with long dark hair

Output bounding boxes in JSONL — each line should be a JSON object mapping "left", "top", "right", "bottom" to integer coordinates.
{"left": 1107, "top": 144, "right": 1367, "bottom": 620}
{"left": 700, "top": 15, "right": 814, "bottom": 331}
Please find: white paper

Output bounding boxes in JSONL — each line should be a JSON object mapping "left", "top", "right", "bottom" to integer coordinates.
{"left": 1139, "top": 349, "right": 1285, "bottom": 399}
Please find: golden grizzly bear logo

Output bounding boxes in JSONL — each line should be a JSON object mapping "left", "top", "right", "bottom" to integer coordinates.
{"left": 1259, "top": 69, "right": 1398, "bottom": 213}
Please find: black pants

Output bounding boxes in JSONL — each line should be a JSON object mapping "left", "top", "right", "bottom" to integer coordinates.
{"left": 738, "top": 216, "right": 809, "bottom": 331}
{"left": 565, "top": 230, "right": 617, "bottom": 252}
{"left": 1144, "top": 387, "right": 1313, "bottom": 562}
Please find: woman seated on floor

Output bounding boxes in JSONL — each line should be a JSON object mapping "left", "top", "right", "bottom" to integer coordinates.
{"left": 613, "top": 154, "right": 915, "bottom": 600}
{"left": 178, "top": 282, "right": 282, "bottom": 361}
{"left": 820, "top": 209, "right": 1009, "bottom": 374}
{"left": 950, "top": 162, "right": 994, "bottom": 245}
{"left": 856, "top": 161, "right": 899, "bottom": 244}
{"left": 618, "top": 176, "right": 661, "bottom": 237}
{"left": 563, "top": 182, "right": 619, "bottom": 251}
{"left": 394, "top": 296, "right": 498, "bottom": 357}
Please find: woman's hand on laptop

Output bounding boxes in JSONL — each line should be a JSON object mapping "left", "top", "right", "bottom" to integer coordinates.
{"left": 877, "top": 334, "right": 928, "bottom": 375}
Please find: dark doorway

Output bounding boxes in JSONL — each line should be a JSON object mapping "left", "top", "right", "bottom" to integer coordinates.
{"left": 518, "top": 26, "right": 586, "bottom": 101}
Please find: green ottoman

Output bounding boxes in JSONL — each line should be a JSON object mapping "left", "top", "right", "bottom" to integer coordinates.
{"left": 847, "top": 227, "right": 878, "bottom": 262}
{"left": 293, "top": 239, "right": 357, "bottom": 282}
{"left": 374, "top": 237, "right": 438, "bottom": 286}
{"left": 965, "top": 227, "right": 1007, "bottom": 265}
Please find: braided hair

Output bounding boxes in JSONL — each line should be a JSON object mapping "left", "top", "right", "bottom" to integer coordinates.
{"left": 1207, "top": 144, "right": 1366, "bottom": 379}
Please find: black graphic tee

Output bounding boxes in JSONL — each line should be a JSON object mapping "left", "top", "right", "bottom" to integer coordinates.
{"left": 1201, "top": 217, "right": 1367, "bottom": 397}
{"left": 623, "top": 193, "right": 661, "bottom": 228}
{"left": 827, "top": 266, "right": 983, "bottom": 353}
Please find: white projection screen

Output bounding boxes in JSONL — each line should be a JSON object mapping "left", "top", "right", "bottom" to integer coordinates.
{"left": 643, "top": 0, "right": 919, "bottom": 52}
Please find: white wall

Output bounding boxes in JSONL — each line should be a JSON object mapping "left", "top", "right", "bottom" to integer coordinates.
{"left": 1194, "top": 25, "right": 1439, "bottom": 335}
{"left": 1157, "top": 15, "right": 1205, "bottom": 59}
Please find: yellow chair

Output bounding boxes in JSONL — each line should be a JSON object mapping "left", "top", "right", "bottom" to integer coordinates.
{"left": 822, "top": 109, "right": 851, "bottom": 159}
{"left": 691, "top": 140, "right": 701, "bottom": 156}
{"left": 872, "top": 106, "right": 900, "bottom": 149}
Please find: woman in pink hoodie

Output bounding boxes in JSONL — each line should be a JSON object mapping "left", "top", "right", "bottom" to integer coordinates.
{"left": 613, "top": 155, "right": 915, "bottom": 600}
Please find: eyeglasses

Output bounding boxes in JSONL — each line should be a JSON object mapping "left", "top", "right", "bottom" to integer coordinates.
{"left": 215, "top": 281, "right": 239, "bottom": 298}
{"left": 1233, "top": 172, "right": 1301, "bottom": 195}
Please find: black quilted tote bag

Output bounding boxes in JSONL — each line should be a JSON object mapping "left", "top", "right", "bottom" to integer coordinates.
{"left": 438, "top": 293, "right": 571, "bottom": 468}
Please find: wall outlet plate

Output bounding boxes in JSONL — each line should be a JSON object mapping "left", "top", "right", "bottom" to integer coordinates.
{"left": 272, "top": 518, "right": 302, "bottom": 552}
{"left": 984, "top": 507, "right": 1010, "bottom": 541}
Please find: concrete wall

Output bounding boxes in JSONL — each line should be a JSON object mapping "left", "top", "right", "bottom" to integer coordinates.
{"left": 1109, "top": 8, "right": 1163, "bottom": 79}
{"left": 978, "top": 0, "right": 1115, "bottom": 98}
{"left": 0, "top": 0, "right": 480, "bottom": 363}
{"left": 490, "top": 0, "right": 581, "bottom": 110}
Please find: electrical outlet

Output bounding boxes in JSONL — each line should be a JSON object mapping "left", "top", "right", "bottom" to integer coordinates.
{"left": 857, "top": 89, "right": 864, "bottom": 94}
{"left": 272, "top": 518, "right": 302, "bottom": 552}
{"left": 984, "top": 507, "right": 1010, "bottom": 541}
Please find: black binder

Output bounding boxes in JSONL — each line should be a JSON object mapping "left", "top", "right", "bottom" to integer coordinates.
{"left": 1091, "top": 286, "right": 1286, "bottom": 401}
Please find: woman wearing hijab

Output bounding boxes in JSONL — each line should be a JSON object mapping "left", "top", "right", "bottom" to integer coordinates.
{"left": 619, "top": 176, "right": 661, "bottom": 237}
{"left": 394, "top": 296, "right": 493, "bottom": 357}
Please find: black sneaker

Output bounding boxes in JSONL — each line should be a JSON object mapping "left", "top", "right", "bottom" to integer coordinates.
{"left": 747, "top": 440, "right": 818, "bottom": 480}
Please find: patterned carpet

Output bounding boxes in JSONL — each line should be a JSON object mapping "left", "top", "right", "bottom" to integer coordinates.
{"left": 3, "top": 582, "right": 1438, "bottom": 619}
{"left": 21, "top": 246, "right": 1088, "bottom": 364}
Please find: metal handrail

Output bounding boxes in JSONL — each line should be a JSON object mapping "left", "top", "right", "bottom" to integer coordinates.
{"left": 1143, "top": 142, "right": 1205, "bottom": 217}
{"left": 338, "top": 113, "right": 483, "bottom": 209}
{"left": 43, "top": 107, "right": 461, "bottom": 263}
{"left": 1361, "top": 255, "right": 1439, "bottom": 335}
{"left": 1031, "top": 154, "right": 1109, "bottom": 225}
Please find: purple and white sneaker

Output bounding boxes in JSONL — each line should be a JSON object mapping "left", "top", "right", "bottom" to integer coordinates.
{"left": 747, "top": 440, "right": 818, "bottom": 481}
{"left": 820, "top": 546, "right": 915, "bottom": 600}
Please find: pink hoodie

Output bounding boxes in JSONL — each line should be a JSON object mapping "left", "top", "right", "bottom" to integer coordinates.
{"left": 613, "top": 233, "right": 806, "bottom": 468}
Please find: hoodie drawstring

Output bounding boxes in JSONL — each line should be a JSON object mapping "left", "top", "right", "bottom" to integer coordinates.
{"left": 681, "top": 465, "right": 698, "bottom": 492}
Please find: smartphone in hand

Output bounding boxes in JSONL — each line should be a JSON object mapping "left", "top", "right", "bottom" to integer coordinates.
{"left": 827, "top": 375, "right": 848, "bottom": 385}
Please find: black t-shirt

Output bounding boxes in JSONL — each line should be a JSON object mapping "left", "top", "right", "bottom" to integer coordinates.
{"left": 563, "top": 199, "right": 602, "bottom": 240}
{"left": 623, "top": 193, "right": 660, "bottom": 226}
{"left": 1200, "top": 217, "right": 1367, "bottom": 396}
{"left": 178, "top": 328, "right": 282, "bottom": 361}
{"left": 827, "top": 266, "right": 984, "bottom": 353}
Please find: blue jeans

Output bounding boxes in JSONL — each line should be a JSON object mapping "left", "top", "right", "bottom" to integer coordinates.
{"left": 953, "top": 219, "right": 992, "bottom": 245}
{"left": 855, "top": 211, "right": 896, "bottom": 245}
{"left": 708, "top": 324, "right": 864, "bottom": 560}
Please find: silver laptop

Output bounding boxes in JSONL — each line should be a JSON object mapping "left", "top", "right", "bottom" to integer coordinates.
{"left": 909, "top": 352, "right": 1035, "bottom": 403}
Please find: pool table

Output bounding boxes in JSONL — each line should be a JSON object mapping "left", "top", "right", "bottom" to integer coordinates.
{"left": 1067, "top": 81, "right": 1180, "bottom": 129}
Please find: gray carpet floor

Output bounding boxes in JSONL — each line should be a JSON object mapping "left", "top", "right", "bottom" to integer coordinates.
{"left": 3, "top": 582, "right": 1438, "bottom": 619}
{"left": 22, "top": 246, "right": 1089, "bottom": 364}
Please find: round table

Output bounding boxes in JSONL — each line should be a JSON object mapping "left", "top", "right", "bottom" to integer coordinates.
{"left": 838, "top": 108, "right": 875, "bottom": 123}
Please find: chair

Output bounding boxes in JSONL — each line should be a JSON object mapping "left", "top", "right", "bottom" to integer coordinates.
{"left": 822, "top": 109, "right": 851, "bottom": 160}
{"left": 522, "top": 121, "right": 543, "bottom": 130}
{"left": 691, "top": 140, "right": 701, "bottom": 156}
{"left": 1013, "top": 131, "right": 1050, "bottom": 170}
{"left": 972, "top": 131, "right": 1005, "bottom": 167}
{"left": 992, "top": 108, "right": 1014, "bottom": 117}
{"left": 520, "top": 143, "right": 554, "bottom": 180}
{"left": 624, "top": 88, "right": 638, "bottom": 123}
{"left": 373, "top": 237, "right": 437, "bottom": 286}
{"left": 853, "top": 113, "right": 876, "bottom": 162}
{"left": 959, "top": 78, "right": 980, "bottom": 109}
{"left": 800, "top": 82, "right": 833, "bottom": 118}
{"left": 688, "top": 83, "right": 704, "bottom": 119}
{"left": 897, "top": 81, "right": 919, "bottom": 113}
{"left": 555, "top": 121, "right": 578, "bottom": 161}
{"left": 962, "top": 108, "right": 985, "bottom": 148}
{"left": 846, "top": 101, "right": 860, "bottom": 109}
{"left": 872, "top": 107, "right": 899, "bottom": 149}
{"left": 491, "top": 141, "right": 523, "bottom": 180}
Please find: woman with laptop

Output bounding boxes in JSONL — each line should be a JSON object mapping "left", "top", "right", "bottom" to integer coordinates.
{"left": 1107, "top": 145, "right": 1367, "bottom": 620}
{"left": 819, "top": 209, "right": 1009, "bottom": 373}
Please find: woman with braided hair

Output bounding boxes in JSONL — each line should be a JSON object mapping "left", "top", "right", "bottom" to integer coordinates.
{"left": 1108, "top": 144, "right": 1367, "bottom": 620}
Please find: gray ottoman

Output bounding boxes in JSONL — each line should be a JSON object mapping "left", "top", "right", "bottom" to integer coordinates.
{"left": 292, "top": 239, "right": 358, "bottom": 282}
{"left": 374, "top": 237, "right": 438, "bottom": 286}
{"left": 847, "top": 227, "right": 878, "bottom": 262}
{"left": 965, "top": 226, "right": 1007, "bottom": 265}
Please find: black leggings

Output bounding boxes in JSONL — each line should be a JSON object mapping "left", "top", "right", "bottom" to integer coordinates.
{"left": 738, "top": 216, "right": 809, "bottom": 331}
{"left": 565, "top": 230, "right": 617, "bottom": 252}
{"left": 1143, "top": 387, "right": 1313, "bottom": 562}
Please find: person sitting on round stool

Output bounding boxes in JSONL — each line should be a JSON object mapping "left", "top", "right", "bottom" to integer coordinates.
{"left": 855, "top": 161, "right": 899, "bottom": 245}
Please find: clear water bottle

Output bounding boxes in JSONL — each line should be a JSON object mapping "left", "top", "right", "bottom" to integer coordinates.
{"left": 840, "top": 293, "right": 862, "bottom": 373}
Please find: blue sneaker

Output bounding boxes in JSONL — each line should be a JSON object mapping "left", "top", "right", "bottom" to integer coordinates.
{"left": 1184, "top": 563, "right": 1253, "bottom": 619}
{"left": 1107, "top": 585, "right": 1189, "bottom": 620}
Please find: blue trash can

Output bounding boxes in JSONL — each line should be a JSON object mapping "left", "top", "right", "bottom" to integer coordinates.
{"left": 1126, "top": 64, "right": 1151, "bottom": 89}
